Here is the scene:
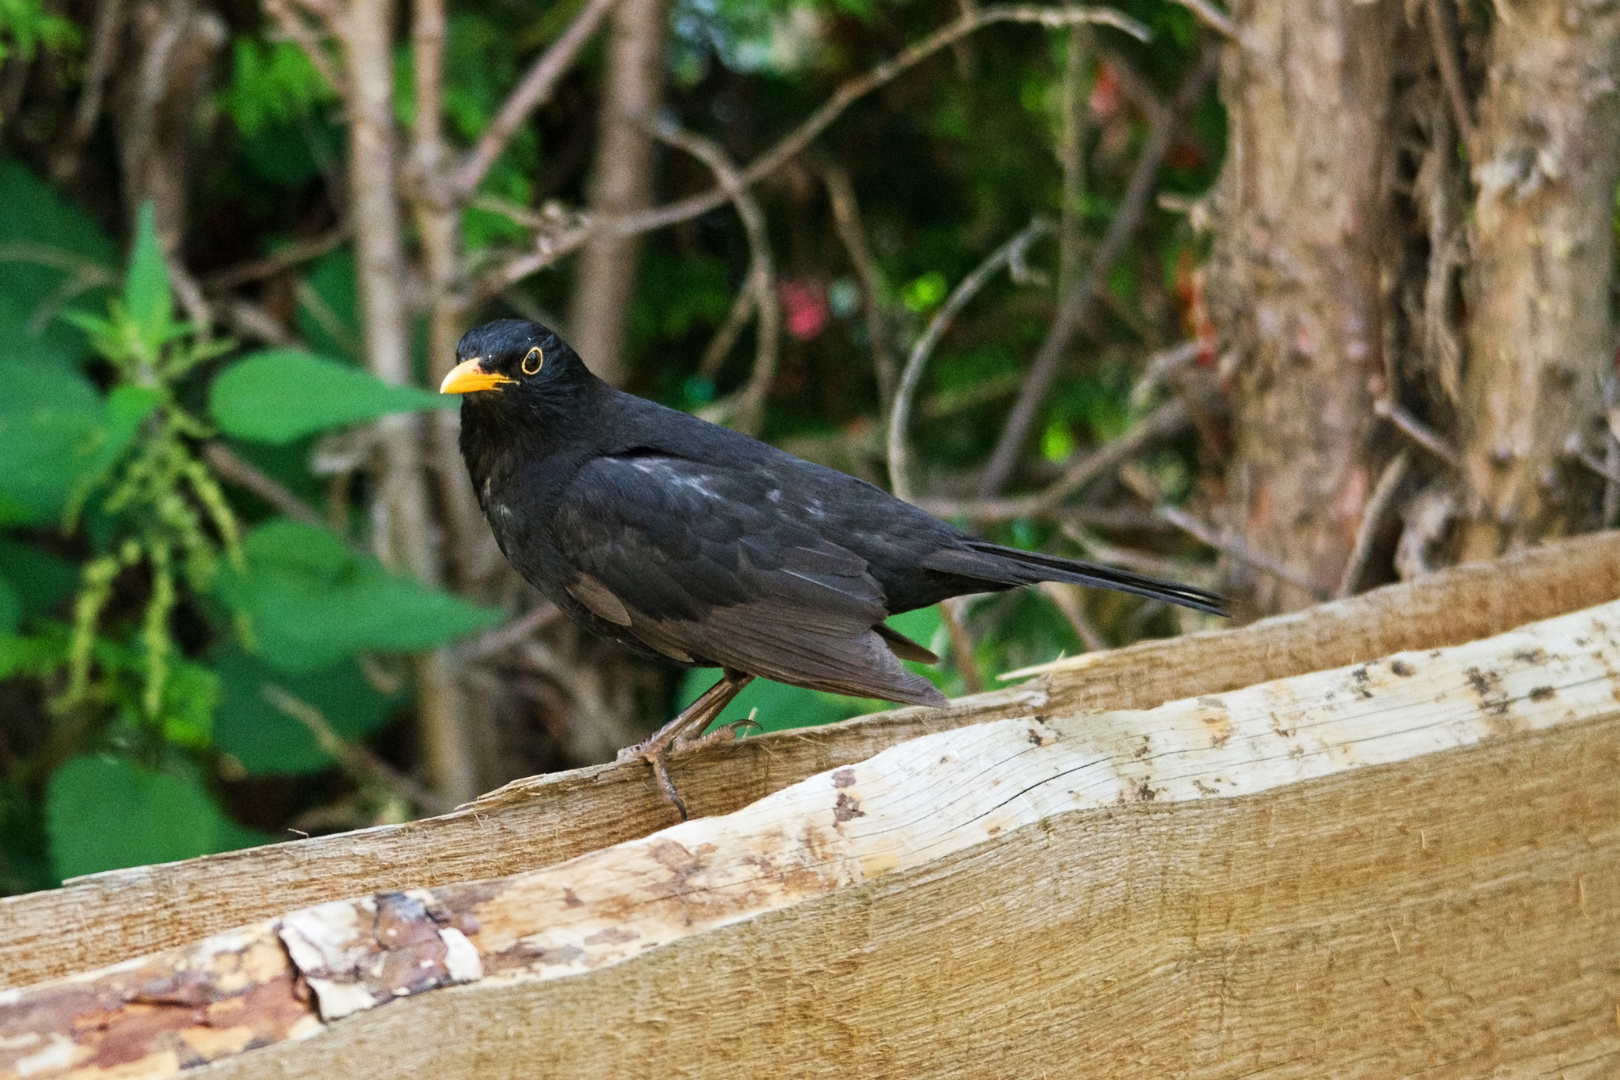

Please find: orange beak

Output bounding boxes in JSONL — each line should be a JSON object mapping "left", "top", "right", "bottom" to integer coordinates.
{"left": 440, "top": 358, "right": 515, "bottom": 394}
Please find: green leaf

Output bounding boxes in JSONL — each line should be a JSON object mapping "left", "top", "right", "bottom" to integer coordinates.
{"left": 0, "top": 157, "right": 116, "bottom": 370}
{"left": 124, "top": 201, "right": 174, "bottom": 350}
{"left": 83, "top": 385, "right": 160, "bottom": 480}
{"left": 0, "top": 360, "right": 103, "bottom": 525}
{"left": 209, "top": 350, "right": 453, "bottom": 445}
{"left": 0, "top": 538, "right": 78, "bottom": 619}
{"left": 46, "top": 756, "right": 267, "bottom": 879}
{"left": 213, "top": 646, "right": 405, "bottom": 774}
{"left": 0, "top": 574, "right": 19, "bottom": 634}
{"left": 157, "top": 658, "right": 220, "bottom": 748}
{"left": 216, "top": 519, "right": 503, "bottom": 671}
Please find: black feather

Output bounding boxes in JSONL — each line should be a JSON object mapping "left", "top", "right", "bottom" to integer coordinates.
{"left": 452, "top": 319, "right": 1227, "bottom": 705}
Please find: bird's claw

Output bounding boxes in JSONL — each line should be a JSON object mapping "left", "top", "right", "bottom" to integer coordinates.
{"left": 674, "top": 711, "right": 761, "bottom": 753}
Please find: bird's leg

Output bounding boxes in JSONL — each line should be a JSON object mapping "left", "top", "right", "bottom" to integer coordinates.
{"left": 617, "top": 670, "right": 755, "bottom": 819}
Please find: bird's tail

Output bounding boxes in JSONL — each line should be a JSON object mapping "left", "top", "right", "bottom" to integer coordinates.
{"left": 923, "top": 540, "right": 1227, "bottom": 618}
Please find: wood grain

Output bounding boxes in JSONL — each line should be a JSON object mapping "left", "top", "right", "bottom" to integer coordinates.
{"left": 1, "top": 530, "right": 1615, "bottom": 992}
{"left": 2, "top": 601, "right": 1618, "bottom": 1079}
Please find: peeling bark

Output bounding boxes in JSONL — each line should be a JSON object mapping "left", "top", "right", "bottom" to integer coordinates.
{"left": 1209, "top": 0, "right": 1406, "bottom": 613}
{"left": 1457, "top": 0, "right": 1620, "bottom": 558}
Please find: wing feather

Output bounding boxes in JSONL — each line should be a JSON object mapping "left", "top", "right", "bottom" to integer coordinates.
{"left": 552, "top": 453, "right": 944, "bottom": 705}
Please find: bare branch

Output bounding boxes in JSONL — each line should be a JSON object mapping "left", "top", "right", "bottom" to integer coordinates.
{"left": 488, "top": 4, "right": 1147, "bottom": 288}
{"left": 1168, "top": 0, "right": 1237, "bottom": 40}
{"left": 457, "top": 602, "right": 561, "bottom": 661}
{"left": 1335, "top": 450, "right": 1411, "bottom": 599}
{"left": 1425, "top": 0, "right": 1476, "bottom": 154}
{"left": 1057, "top": 24, "right": 1090, "bottom": 297}
{"left": 53, "top": 0, "right": 125, "bottom": 178}
{"left": 1036, "top": 396, "right": 1190, "bottom": 511}
{"left": 939, "top": 598, "right": 982, "bottom": 693}
{"left": 978, "top": 43, "right": 1219, "bottom": 497}
{"left": 888, "top": 219, "right": 1052, "bottom": 503}
{"left": 453, "top": 0, "right": 618, "bottom": 199}
{"left": 648, "top": 120, "right": 779, "bottom": 436}
{"left": 204, "top": 443, "right": 333, "bottom": 534}
{"left": 265, "top": 0, "right": 345, "bottom": 98}
{"left": 1156, "top": 504, "right": 1328, "bottom": 600}
{"left": 1037, "top": 581, "right": 1108, "bottom": 652}
{"left": 1374, "top": 397, "right": 1464, "bottom": 470}
{"left": 821, "top": 162, "right": 899, "bottom": 411}
{"left": 698, "top": 285, "right": 757, "bottom": 381}
{"left": 203, "top": 228, "right": 350, "bottom": 292}
{"left": 262, "top": 684, "right": 450, "bottom": 814}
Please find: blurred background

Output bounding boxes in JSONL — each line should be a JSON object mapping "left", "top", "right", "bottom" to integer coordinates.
{"left": 0, "top": 0, "right": 1613, "bottom": 893}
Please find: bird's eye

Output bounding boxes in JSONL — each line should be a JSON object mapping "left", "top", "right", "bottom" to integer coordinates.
{"left": 522, "top": 346, "right": 543, "bottom": 375}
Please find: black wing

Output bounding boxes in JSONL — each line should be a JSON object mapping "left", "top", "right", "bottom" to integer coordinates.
{"left": 551, "top": 452, "right": 945, "bottom": 706}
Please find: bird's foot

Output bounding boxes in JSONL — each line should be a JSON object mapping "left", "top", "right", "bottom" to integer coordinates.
{"left": 673, "top": 708, "right": 761, "bottom": 753}
{"left": 617, "top": 731, "right": 690, "bottom": 820}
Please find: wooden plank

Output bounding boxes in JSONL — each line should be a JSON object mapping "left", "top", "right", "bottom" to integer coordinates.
{"left": 3, "top": 601, "right": 1617, "bottom": 1079}
{"left": 1, "top": 530, "right": 1615, "bottom": 990}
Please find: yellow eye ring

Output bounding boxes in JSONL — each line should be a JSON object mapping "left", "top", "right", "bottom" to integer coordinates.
{"left": 522, "top": 346, "right": 543, "bottom": 375}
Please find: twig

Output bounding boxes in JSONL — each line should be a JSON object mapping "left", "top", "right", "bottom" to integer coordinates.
{"left": 912, "top": 497, "right": 1171, "bottom": 532}
{"left": 648, "top": 120, "right": 779, "bottom": 436}
{"left": 821, "top": 162, "right": 899, "bottom": 411}
{"left": 888, "top": 219, "right": 1052, "bottom": 502}
{"left": 1057, "top": 24, "right": 1090, "bottom": 298}
{"left": 55, "top": 0, "right": 125, "bottom": 177}
{"left": 203, "top": 228, "right": 349, "bottom": 292}
{"left": 1037, "top": 582, "right": 1108, "bottom": 652}
{"left": 1571, "top": 444, "right": 1620, "bottom": 485}
{"left": 1061, "top": 523, "right": 1191, "bottom": 579}
{"left": 203, "top": 443, "right": 332, "bottom": 534}
{"left": 1425, "top": 0, "right": 1476, "bottom": 155}
{"left": 698, "top": 286, "right": 757, "bottom": 381}
{"left": 457, "top": 602, "right": 561, "bottom": 661}
{"left": 1156, "top": 504, "right": 1328, "bottom": 600}
{"left": 489, "top": 4, "right": 1148, "bottom": 289}
{"left": 939, "top": 598, "right": 983, "bottom": 693}
{"left": 978, "top": 43, "right": 1219, "bottom": 498}
{"left": 453, "top": 0, "right": 618, "bottom": 199}
{"left": 265, "top": 0, "right": 345, "bottom": 98}
{"left": 1169, "top": 0, "right": 1237, "bottom": 40}
{"left": 1335, "top": 450, "right": 1411, "bottom": 599}
{"left": 1035, "top": 396, "right": 1191, "bottom": 511}
{"left": 261, "top": 684, "right": 449, "bottom": 814}
{"left": 1374, "top": 397, "right": 1463, "bottom": 470}
{"left": 1129, "top": 340, "right": 1201, "bottom": 407}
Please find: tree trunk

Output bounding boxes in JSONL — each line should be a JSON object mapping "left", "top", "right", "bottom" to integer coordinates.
{"left": 565, "top": 0, "right": 668, "bottom": 386}
{"left": 1209, "top": 0, "right": 1405, "bottom": 613}
{"left": 344, "top": 0, "right": 479, "bottom": 806}
{"left": 1456, "top": 1, "right": 1620, "bottom": 559}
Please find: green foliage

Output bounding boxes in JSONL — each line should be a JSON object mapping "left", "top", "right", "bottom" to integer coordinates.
{"left": 217, "top": 38, "right": 337, "bottom": 137}
{"left": 46, "top": 756, "right": 266, "bottom": 880}
{"left": 0, "top": 0, "right": 77, "bottom": 64}
{"left": 61, "top": 203, "right": 241, "bottom": 723}
{"left": 210, "top": 350, "right": 454, "bottom": 445}
{"left": 0, "top": 159, "right": 116, "bottom": 371}
{"left": 0, "top": 360, "right": 104, "bottom": 525}
{"left": 217, "top": 519, "right": 502, "bottom": 672}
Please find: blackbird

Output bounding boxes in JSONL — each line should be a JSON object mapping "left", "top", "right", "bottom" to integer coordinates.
{"left": 443, "top": 318, "right": 1224, "bottom": 817}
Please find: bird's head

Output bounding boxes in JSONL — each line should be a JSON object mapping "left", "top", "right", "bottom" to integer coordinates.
{"left": 440, "top": 319, "right": 594, "bottom": 407}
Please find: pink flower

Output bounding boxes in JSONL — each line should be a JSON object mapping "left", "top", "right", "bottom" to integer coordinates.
{"left": 778, "top": 279, "right": 830, "bottom": 341}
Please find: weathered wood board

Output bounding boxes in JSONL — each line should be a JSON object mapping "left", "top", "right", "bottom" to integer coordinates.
{"left": 2, "top": 530, "right": 1615, "bottom": 992}
{"left": 3, "top": 598, "right": 1617, "bottom": 1078}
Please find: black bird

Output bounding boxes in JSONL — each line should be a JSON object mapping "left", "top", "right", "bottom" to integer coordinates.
{"left": 443, "top": 319, "right": 1224, "bottom": 816}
